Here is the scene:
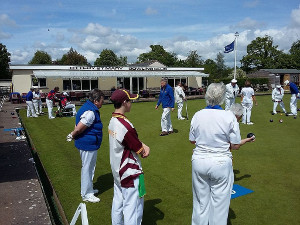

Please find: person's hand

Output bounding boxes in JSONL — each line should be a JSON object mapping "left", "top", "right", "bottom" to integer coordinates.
{"left": 141, "top": 143, "right": 150, "bottom": 158}
{"left": 155, "top": 105, "right": 158, "bottom": 110}
{"left": 66, "top": 133, "right": 73, "bottom": 142}
{"left": 171, "top": 108, "right": 175, "bottom": 112}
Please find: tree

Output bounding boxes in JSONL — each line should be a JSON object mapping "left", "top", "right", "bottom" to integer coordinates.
{"left": 228, "top": 68, "right": 247, "bottom": 79}
{"left": 185, "top": 50, "right": 204, "bottom": 67}
{"left": 289, "top": 40, "right": 300, "bottom": 69}
{"left": 94, "top": 49, "right": 126, "bottom": 66}
{"left": 29, "top": 50, "right": 52, "bottom": 64}
{"left": 240, "top": 35, "right": 283, "bottom": 73}
{"left": 137, "top": 45, "right": 177, "bottom": 66}
{"left": 0, "top": 43, "right": 11, "bottom": 79}
{"left": 58, "top": 48, "right": 88, "bottom": 65}
{"left": 203, "top": 59, "right": 218, "bottom": 81}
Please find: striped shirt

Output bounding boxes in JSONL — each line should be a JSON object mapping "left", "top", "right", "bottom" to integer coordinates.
{"left": 108, "top": 113, "right": 143, "bottom": 188}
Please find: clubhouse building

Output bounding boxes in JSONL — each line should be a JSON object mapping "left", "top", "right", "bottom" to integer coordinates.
{"left": 9, "top": 61, "right": 208, "bottom": 96}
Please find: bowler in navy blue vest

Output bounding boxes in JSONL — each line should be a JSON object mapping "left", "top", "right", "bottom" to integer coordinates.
{"left": 67, "top": 89, "right": 105, "bottom": 203}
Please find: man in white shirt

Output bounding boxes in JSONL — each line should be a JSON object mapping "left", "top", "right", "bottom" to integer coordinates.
{"left": 225, "top": 79, "right": 239, "bottom": 110}
{"left": 272, "top": 85, "right": 287, "bottom": 115}
{"left": 174, "top": 82, "right": 186, "bottom": 120}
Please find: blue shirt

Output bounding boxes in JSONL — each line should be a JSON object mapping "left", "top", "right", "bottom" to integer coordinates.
{"left": 75, "top": 100, "right": 103, "bottom": 151}
{"left": 26, "top": 91, "right": 33, "bottom": 101}
{"left": 290, "top": 82, "right": 299, "bottom": 95}
{"left": 156, "top": 84, "right": 175, "bottom": 108}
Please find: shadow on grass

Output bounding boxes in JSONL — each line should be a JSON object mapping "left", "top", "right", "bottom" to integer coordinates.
{"left": 94, "top": 173, "right": 114, "bottom": 194}
{"left": 234, "top": 169, "right": 251, "bottom": 181}
{"left": 227, "top": 207, "right": 236, "bottom": 225}
{"left": 142, "top": 199, "right": 164, "bottom": 225}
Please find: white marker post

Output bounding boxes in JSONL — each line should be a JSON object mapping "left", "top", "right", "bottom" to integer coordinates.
{"left": 70, "top": 203, "right": 89, "bottom": 225}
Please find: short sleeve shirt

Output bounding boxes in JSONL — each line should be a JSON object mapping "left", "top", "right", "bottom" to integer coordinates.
{"left": 189, "top": 109, "right": 241, "bottom": 159}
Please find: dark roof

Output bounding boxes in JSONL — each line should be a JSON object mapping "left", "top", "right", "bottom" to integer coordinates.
{"left": 260, "top": 69, "right": 300, "bottom": 74}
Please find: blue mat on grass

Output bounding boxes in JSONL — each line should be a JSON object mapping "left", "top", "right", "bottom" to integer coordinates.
{"left": 231, "top": 184, "right": 253, "bottom": 199}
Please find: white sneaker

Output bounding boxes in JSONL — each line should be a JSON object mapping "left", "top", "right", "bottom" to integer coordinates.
{"left": 179, "top": 117, "right": 185, "bottom": 120}
{"left": 247, "top": 122, "right": 254, "bottom": 125}
{"left": 49, "top": 117, "right": 55, "bottom": 119}
{"left": 82, "top": 195, "right": 100, "bottom": 203}
{"left": 93, "top": 189, "right": 99, "bottom": 194}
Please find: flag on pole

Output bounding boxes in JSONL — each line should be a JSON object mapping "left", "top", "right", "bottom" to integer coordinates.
{"left": 224, "top": 41, "right": 235, "bottom": 53}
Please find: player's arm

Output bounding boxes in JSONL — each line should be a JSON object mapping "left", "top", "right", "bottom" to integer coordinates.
{"left": 230, "top": 137, "right": 255, "bottom": 150}
{"left": 252, "top": 95, "right": 258, "bottom": 105}
{"left": 123, "top": 128, "right": 150, "bottom": 158}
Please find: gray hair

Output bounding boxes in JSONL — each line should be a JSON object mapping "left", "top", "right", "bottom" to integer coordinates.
{"left": 161, "top": 78, "right": 168, "bottom": 83}
{"left": 230, "top": 103, "right": 243, "bottom": 117}
{"left": 89, "top": 88, "right": 104, "bottom": 102}
{"left": 205, "top": 83, "right": 226, "bottom": 106}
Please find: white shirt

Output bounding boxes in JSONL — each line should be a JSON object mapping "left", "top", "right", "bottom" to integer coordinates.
{"left": 241, "top": 87, "right": 254, "bottom": 104}
{"left": 189, "top": 109, "right": 241, "bottom": 159}
{"left": 225, "top": 83, "right": 239, "bottom": 99}
{"left": 174, "top": 86, "right": 185, "bottom": 103}
{"left": 80, "top": 110, "right": 95, "bottom": 127}
{"left": 33, "top": 92, "right": 41, "bottom": 102}
{"left": 272, "top": 87, "right": 284, "bottom": 101}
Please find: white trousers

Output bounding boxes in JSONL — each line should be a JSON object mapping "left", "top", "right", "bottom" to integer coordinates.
{"left": 65, "top": 104, "right": 77, "bottom": 115}
{"left": 273, "top": 101, "right": 286, "bottom": 114}
{"left": 241, "top": 102, "right": 253, "bottom": 124}
{"left": 225, "top": 98, "right": 235, "bottom": 111}
{"left": 112, "top": 178, "right": 144, "bottom": 225}
{"left": 33, "top": 100, "right": 43, "bottom": 114}
{"left": 192, "top": 157, "right": 233, "bottom": 225}
{"left": 290, "top": 94, "right": 298, "bottom": 116}
{"left": 161, "top": 107, "right": 173, "bottom": 132}
{"left": 79, "top": 150, "right": 98, "bottom": 198}
{"left": 46, "top": 99, "right": 54, "bottom": 118}
{"left": 177, "top": 101, "right": 184, "bottom": 119}
{"left": 26, "top": 101, "right": 36, "bottom": 117}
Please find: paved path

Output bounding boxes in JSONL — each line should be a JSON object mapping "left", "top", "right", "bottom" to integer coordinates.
{"left": 0, "top": 99, "right": 52, "bottom": 225}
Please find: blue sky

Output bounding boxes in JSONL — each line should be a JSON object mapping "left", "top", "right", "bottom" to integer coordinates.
{"left": 1, "top": 0, "right": 300, "bottom": 67}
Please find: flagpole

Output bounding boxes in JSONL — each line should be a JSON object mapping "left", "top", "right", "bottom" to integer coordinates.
{"left": 234, "top": 32, "right": 239, "bottom": 80}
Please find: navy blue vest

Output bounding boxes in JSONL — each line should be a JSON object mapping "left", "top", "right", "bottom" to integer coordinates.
{"left": 75, "top": 100, "right": 103, "bottom": 151}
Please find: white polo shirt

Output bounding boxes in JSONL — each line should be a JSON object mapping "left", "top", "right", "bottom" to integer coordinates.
{"left": 241, "top": 87, "right": 254, "bottom": 104}
{"left": 189, "top": 109, "right": 241, "bottom": 159}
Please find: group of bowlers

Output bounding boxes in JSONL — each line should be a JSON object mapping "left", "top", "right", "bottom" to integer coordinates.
{"left": 225, "top": 78, "right": 300, "bottom": 124}
{"left": 64, "top": 82, "right": 254, "bottom": 225}
{"left": 26, "top": 86, "right": 76, "bottom": 119}
{"left": 61, "top": 77, "right": 299, "bottom": 225}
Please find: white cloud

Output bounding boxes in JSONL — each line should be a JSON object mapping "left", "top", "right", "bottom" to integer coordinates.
{"left": 243, "top": 0, "right": 259, "bottom": 8}
{"left": 234, "top": 17, "right": 265, "bottom": 30}
{"left": 290, "top": 5, "right": 300, "bottom": 27}
{"left": 0, "top": 14, "right": 16, "bottom": 27}
{"left": 145, "top": 7, "right": 158, "bottom": 15}
{"left": 0, "top": 30, "right": 11, "bottom": 39}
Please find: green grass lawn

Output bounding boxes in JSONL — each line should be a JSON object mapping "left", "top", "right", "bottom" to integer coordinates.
{"left": 20, "top": 94, "right": 300, "bottom": 225}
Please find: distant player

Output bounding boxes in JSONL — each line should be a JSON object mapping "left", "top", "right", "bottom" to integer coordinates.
{"left": 272, "top": 85, "right": 287, "bottom": 115}
{"left": 225, "top": 79, "right": 239, "bottom": 110}
{"left": 284, "top": 80, "right": 300, "bottom": 118}
{"left": 60, "top": 92, "right": 77, "bottom": 116}
{"left": 174, "top": 81, "right": 186, "bottom": 120}
{"left": 108, "top": 89, "right": 150, "bottom": 225}
{"left": 240, "top": 80, "right": 257, "bottom": 125}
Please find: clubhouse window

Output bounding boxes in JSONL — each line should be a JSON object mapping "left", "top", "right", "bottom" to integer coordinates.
{"left": 63, "top": 79, "right": 98, "bottom": 91}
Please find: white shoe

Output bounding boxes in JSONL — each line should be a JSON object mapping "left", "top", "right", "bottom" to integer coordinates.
{"left": 179, "top": 117, "right": 185, "bottom": 120}
{"left": 247, "top": 122, "right": 254, "bottom": 125}
{"left": 93, "top": 189, "right": 99, "bottom": 194}
{"left": 82, "top": 195, "right": 100, "bottom": 203}
{"left": 33, "top": 115, "right": 38, "bottom": 118}
{"left": 49, "top": 117, "right": 55, "bottom": 119}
